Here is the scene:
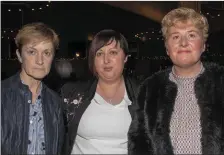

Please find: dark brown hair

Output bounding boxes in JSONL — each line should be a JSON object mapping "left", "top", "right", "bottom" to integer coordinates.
{"left": 88, "top": 29, "right": 129, "bottom": 76}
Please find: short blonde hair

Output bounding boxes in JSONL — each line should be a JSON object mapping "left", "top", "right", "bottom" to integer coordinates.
{"left": 161, "top": 7, "right": 209, "bottom": 41}
{"left": 15, "top": 22, "right": 59, "bottom": 52}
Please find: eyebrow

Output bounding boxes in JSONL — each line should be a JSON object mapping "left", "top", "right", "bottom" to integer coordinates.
{"left": 25, "top": 46, "right": 53, "bottom": 52}
{"left": 187, "top": 30, "right": 200, "bottom": 34}
{"left": 25, "top": 46, "right": 37, "bottom": 51}
{"left": 169, "top": 30, "right": 200, "bottom": 35}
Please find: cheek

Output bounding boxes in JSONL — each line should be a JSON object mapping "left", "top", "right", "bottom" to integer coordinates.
{"left": 166, "top": 41, "right": 177, "bottom": 51}
{"left": 113, "top": 58, "right": 125, "bottom": 69}
{"left": 192, "top": 41, "right": 204, "bottom": 51}
{"left": 44, "top": 58, "right": 53, "bottom": 69}
{"left": 94, "top": 59, "right": 101, "bottom": 71}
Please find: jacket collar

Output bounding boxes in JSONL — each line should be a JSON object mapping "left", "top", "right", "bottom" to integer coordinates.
{"left": 11, "top": 71, "right": 46, "bottom": 94}
{"left": 84, "top": 74, "right": 137, "bottom": 103}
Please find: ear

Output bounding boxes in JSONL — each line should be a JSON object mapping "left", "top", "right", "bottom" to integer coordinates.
{"left": 16, "top": 49, "right": 22, "bottom": 63}
{"left": 124, "top": 55, "right": 128, "bottom": 63}
{"left": 201, "top": 43, "right": 206, "bottom": 53}
{"left": 165, "top": 42, "right": 170, "bottom": 56}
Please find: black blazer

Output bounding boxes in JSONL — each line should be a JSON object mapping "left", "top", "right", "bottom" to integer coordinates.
{"left": 1, "top": 72, "right": 64, "bottom": 155}
{"left": 60, "top": 75, "right": 139, "bottom": 155}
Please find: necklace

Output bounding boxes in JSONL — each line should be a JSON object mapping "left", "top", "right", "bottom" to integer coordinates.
{"left": 98, "top": 79, "right": 123, "bottom": 104}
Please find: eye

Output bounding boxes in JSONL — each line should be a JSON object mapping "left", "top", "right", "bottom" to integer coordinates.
{"left": 44, "top": 51, "right": 52, "bottom": 57}
{"left": 172, "top": 35, "right": 179, "bottom": 40}
{"left": 96, "top": 52, "right": 103, "bottom": 57}
{"left": 189, "top": 33, "right": 196, "bottom": 39}
{"left": 110, "top": 50, "right": 118, "bottom": 55}
{"left": 27, "top": 50, "right": 36, "bottom": 55}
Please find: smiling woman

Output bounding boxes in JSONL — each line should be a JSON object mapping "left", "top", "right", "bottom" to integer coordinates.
{"left": 128, "top": 7, "right": 224, "bottom": 155}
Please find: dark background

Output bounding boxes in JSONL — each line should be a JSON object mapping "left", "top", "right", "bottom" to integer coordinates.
{"left": 1, "top": 1, "right": 224, "bottom": 91}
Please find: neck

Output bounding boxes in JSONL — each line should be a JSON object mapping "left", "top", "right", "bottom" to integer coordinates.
{"left": 173, "top": 61, "right": 202, "bottom": 78}
{"left": 20, "top": 71, "right": 42, "bottom": 94}
{"left": 98, "top": 76, "right": 123, "bottom": 90}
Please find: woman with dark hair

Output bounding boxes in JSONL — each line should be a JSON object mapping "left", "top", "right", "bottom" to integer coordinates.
{"left": 61, "top": 29, "right": 138, "bottom": 154}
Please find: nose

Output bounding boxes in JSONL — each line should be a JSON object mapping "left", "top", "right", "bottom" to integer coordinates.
{"left": 180, "top": 36, "right": 189, "bottom": 47}
{"left": 103, "top": 53, "right": 110, "bottom": 64}
{"left": 36, "top": 53, "right": 44, "bottom": 65}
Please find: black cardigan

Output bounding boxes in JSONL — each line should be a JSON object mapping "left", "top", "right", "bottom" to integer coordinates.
{"left": 60, "top": 75, "right": 139, "bottom": 155}
{"left": 128, "top": 62, "right": 224, "bottom": 155}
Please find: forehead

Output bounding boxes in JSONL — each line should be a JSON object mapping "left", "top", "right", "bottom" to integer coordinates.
{"left": 23, "top": 40, "right": 54, "bottom": 50}
{"left": 101, "top": 39, "right": 121, "bottom": 50}
{"left": 169, "top": 20, "right": 198, "bottom": 32}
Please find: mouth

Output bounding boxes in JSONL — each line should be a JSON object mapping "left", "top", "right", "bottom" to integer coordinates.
{"left": 178, "top": 50, "right": 191, "bottom": 54}
{"left": 34, "top": 68, "right": 44, "bottom": 70}
{"left": 104, "top": 67, "right": 113, "bottom": 72}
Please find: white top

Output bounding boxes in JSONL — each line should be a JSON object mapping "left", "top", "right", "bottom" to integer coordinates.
{"left": 72, "top": 89, "right": 132, "bottom": 154}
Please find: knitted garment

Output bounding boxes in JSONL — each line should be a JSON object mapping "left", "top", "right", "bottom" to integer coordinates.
{"left": 169, "top": 65, "right": 204, "bottom": 154}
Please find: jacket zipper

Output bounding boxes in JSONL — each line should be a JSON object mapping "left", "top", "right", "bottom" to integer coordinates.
{"left": 23, "top": 92, "right": 31, "bottom": 154}
{"left": 42, "top": 92, "right": 49, "bottom": 154}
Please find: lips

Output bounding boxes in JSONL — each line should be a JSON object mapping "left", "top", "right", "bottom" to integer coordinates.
{"left": 178, "top": 50, "right": 191, "bottom": 53}
{"left": 34, "top": 68, "right": 44, "bottom": 70}
{"left": 104, "top": 67, "right": 113, "bottom": 72}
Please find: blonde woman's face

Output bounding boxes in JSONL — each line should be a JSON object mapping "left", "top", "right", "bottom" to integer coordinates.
{"left": 165, "top": 20, "right": 205, "bottom": 68}
{"left": 17, "top": 40, "right": 54, "bottom": 80}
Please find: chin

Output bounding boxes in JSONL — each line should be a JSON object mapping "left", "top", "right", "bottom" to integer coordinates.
{"left": 30, "top": 73, "right": 48, "bottom": 80}
{"left": 175, "top": 62, "right": 198, "bottom": 69}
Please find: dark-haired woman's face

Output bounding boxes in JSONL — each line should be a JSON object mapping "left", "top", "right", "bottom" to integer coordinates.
{"left": 94, "top": 40, "right": 127, "bottom": 82}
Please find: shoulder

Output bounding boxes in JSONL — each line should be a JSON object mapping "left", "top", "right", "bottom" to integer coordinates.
{"left": 44, "top": 84, "right": 61, "bottom": 101}
{"left": 202, "top": 62, "right": 224, "bottom": 81}
{"left": 1, "top": 74, "right": 19, "bottom": 93}
{"left": 1, "top": 74, "right": 16, "bottom": 88}
{"left": 60, "top": 77, "right": 97, "bottom": 97}
{"left": 140, "top": 68, "right": 171, "bottom": 90}
{"left": 203, "top": 62, "right": 224, "bottom": 74}
{"left": 124, "top": 75, "right": 139, "bottom": 88}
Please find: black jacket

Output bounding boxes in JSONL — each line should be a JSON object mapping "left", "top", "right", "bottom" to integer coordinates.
{"left": 1, "top": 72, "right": 64, "bottom": 155}
{"left": 60, "top": 75, "right": 139, "bottom": 155}
{"left": 128, "top": 62, "right": 224, "bottom": 155}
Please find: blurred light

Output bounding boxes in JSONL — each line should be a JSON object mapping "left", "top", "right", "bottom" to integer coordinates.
{"left": 142, "top": 36, "right": 146, "bottom": 42}
{"left": 11, "top": 30, "right": 13, "bottom": 32}
{"left": 39, "top": 7, "right": 42, "bottom": 10}
{"left": 55, "top": 60, "right": 73, "bottom": 78}
{"left": 8, "top": 9, "right": 11, "bottom": 12}
{"left": 32, "top": 8, "right": 35, "bottom": 11}
{"left": 76, "top": 52, "right": 80, "bottom": 57}
{"left": 87, "top": 34, "right": 93, "bottom": 41}
{"left": 152, "top": 31, "right": 154, "bottom": 33}
{"left": 4, "top": 31, "right": 6, "bottom": 33}
{"left": 207, "top": 12, "right": 209, "bottom": 15}
{"left": 46, "top": 4, "right": 49, "bottom": 7}
{"left": 146, "top": 32, "right": 148, "bottom": 33}
{"left": 217, "top": 14, "right": 220, "bottom": 17}
{"left": 2, "top": 36, "right": 4, "bottom": 39}
{"left": 19, "top": 9, "right": 22, "bottom": 11}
